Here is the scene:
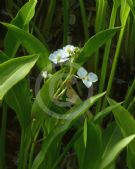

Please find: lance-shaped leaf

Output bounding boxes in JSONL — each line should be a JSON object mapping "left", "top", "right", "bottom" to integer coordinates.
{"left": 0, "top": 54, "right": 38, "bottom": 100}
{"left": 4, "top": 0, "right": 38, "bottom": 57}
{"left": 77, "top": 27, "right": 120, "bottom": 65}
{"left": 99, "top": 134, "right": 135, "bottom": 169}
{"left": 1, "top": 23, "right": 50, "bottom": 70}
{"left": 31, "top": 92, "right": 105, "bottom": 169}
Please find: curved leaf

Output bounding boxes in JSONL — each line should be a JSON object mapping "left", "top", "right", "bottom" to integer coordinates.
{"left": 0, "top": 54, "right": 38, "bottom": 100}
{"left": 4, "top": 0, "right": 38, "bottom": 57}
{"left": 99, "top": 134, "right": 135, "bottom": 169}
{"left": 31, "top": 92, "right": 105, "bottom": 169}
{"left": 77, "top": 27, "right": 120, "bottom": 65}
{"left": 1, "top": 23, "right": 50, "bottom": 70}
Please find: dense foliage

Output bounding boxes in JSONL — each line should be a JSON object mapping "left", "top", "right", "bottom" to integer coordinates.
{"left": 0, "top": 0, "right": 135, "bottom": 169}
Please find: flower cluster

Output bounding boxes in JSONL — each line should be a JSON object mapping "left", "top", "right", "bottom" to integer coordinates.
{"left": 49, "top": 45, "right": 79, "bottom": 64}
{"left": 77, "top": 67, "right": 98, "bottom": 88}
{"left": 46, "top": 45, "right": 98, "bottom": 88}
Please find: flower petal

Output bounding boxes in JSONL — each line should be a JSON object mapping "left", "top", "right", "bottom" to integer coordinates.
{"left": 41, "top": 71, "right": 48, "bottom": 78}
{"left": 77, "top": 67, "right": 88, "bottom": 79}
{"left": 82, "top": 79, "right": 92, "bottom": 88}
{"left": 60, "top": 50, "right": 69, "bottom": 58}
{"left": 63, "top": 45, "right": 76, "bottom": 54}
{"left": 88, "top": 72, "right": 98, "bottom": 82}
{"left": 59, "top": 57, "right": 69, "bottom": 63}
{"left": 49, "top": 49, "right": 69, "bottom": 64}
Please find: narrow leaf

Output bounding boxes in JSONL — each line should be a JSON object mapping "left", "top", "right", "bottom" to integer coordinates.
{"left": 1, "top": 23, "right": 50, "bottom": 70}
{"left": 4, "top": 0, "right": 38, "bottom": 57}
{"left": 77, "top": 27, "right": 120, "bottom": 65}
{"left": 99, "top": 134, "right": 135, "bottom": 169}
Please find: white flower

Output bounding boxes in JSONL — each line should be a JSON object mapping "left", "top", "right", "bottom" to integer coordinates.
{"left": 41, "top": 71, "right": 48, "bottom": 78}
{"left": 77, "top": 67, "right": 98, "bottom": 88}
{"left": 49, "top": 49, "right": 69, "bottom": 64}
{"left": 63, "top": 45, "right": 76, "bottom": 55}
{"left": 41, "top": 71, "right": 52, "bottom": 79}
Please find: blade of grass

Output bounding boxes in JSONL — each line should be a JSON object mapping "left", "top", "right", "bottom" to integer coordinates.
{"left": 96, "top": 0, "right": 121, "bottom": 113}
{"left": 43, "top": 0, "right": 56, "bottom": 33}
{"left": 62, "top": 0, "right": 69, "bottom": 45}
{"left": 78, "top": 0, "right": 89, "bottom": 41}
{"left": 94, "top": 0, "right": 107, "bottom": 72}
{"left": 102, "top": 2, "right": 130, "bottom": 108}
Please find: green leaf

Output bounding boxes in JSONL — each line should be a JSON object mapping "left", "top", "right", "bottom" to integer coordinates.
{"left": 77, "top": 27, "right": 120, "bottom": 65}
{"left": 107, "top": 98, "right": 135, "bottom": 169}
{"left": 31, "top": 121, "right": 71, "bottom": 169}
{"left": 127, "top": 0, "right": 135, "bottom": 18}
{"left": 101, "top": 127, "right": 122, "bottom": 162}
{"left": 5, "top": 80, "right": 32, "bottom": 128}
{"left": 83, "top": 118, "right": 87, "bottom": 148}
{"left": 0, "top": 54, "right": 38, "bottom": 100}
{"left": 75, "top": 121, "right": 102, "bottom": 169}
{"left": 94, "top": 102, "right": 123, "bottom": 123}
{"left": 4, "top": 0, "right": 38, "bottom": 57}
{"left": 99, "top": 134, "right": 135, "bottom": 169}
{"left": 120, "top": 0, "right": 130, "bottom": 25}
{"left": 31, "top": 91, "right": 105, "bottom": 169}
{"left": 64, "top": 92, "right": 106, "bottom": 120}
{"left": 0, "top": 51, "right": 8, "bottom": 63}
{"left": 1, "top": 23, "right": 50, "bottom": 70}
{"left": 107, "top": 98, "right": 135, "bottom": 148}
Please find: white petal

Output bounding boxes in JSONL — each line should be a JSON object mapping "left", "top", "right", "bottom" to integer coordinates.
{"left": 49, "top": 56, "right": 58, "bottom": 64}
{"left": 88, "top": 72, "right": 98, "bottom": 82}
{"left": 77, "top": 67, "right": 88, "bottom": 79}
{"left": 49, "top": 53, "right": 56, "bottom": 60}
{"left": 59, "top": 57, "right": 69, "bottom": 63}
{"left": 63, "top": 45, "right": 75, "bottom": 51}
{"left": 63, "top": 45, "right": 76, "bottom": 55}
{"left": 82, "top": 80, "right": 92, "bottom": 88}
{"left": 41, "top": 71, "right": 48, "bottom": 78}
{"left": 60, "top": 50, "right": 69, "bottom": 58}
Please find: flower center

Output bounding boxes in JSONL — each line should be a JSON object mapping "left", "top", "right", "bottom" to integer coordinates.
{"left": 56, "top": 54, "right": 61, "bottom": 61}
{"left": 82, "top": 75, "right": 89, "bottom": 81}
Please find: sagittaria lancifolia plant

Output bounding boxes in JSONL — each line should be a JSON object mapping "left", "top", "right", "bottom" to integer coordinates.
{"left": 0, "top": 0, "right": 135, "bottom": 169}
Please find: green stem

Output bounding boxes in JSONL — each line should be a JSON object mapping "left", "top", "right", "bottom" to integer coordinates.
{"left": 18, "top": 130, "right": 25, "bottom": 169}
{"left": 28, "top": 129, "right": 39, "bottom": 169}
{"left": 94, "top": 0, "right": 107, "bottom": 72}
{"left": 96, "top": 1, "right": 119, "bottom": 113}
{"left": 63, "top": 0, "right": 69, "bottom": 45}
{"left": 102, "top": 26, "right": 125, "bottom": 108}
{"left": 54, "top": 60, "right": 74, "bottom": 98}
{"left": 102, "top": 2, "right": 130, "bottom": 108}
{"left": 18, "top": 129, "right": 31, "bottom": 169}
{"left": 79, "top": 0, "right": 89, "bottom": 41}
{"left": 42, "top": 0, "right": 56, "bottom": 33}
